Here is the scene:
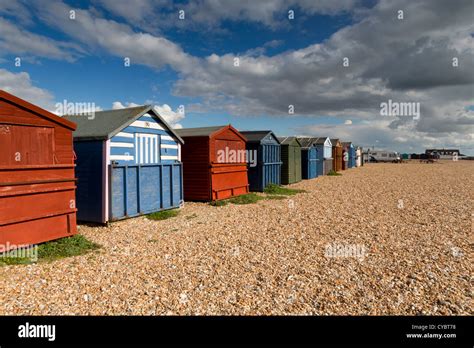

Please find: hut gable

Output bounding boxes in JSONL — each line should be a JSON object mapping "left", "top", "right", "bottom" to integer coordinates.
{"left": 0, "top": 90, "right": 76, "bottom": 166}
{"left": 312, "top": 137, "right": 333, "bottom": 159}
{"left": 64, "top": 106, "right": 183, "bottom": 166}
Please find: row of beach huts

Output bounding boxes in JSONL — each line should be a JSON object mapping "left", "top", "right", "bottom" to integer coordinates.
{"left": 0, "top": 91, "right": 363, "bottom": 250}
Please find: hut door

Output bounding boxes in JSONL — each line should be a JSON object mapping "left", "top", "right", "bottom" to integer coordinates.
{"left": 0, "top": 124, "right": 54, "bottom": 165}
{"left": 293, "top": 146, "right": 298, "bottom": 179}
{"left": 135, "top": 133, "right": 159, "bottom": 164}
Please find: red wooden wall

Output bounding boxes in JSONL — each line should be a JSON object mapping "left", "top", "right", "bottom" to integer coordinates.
{"left": 0, "top": 91, "right": 77, "bottom": 251}
{"left": 180, "top": 126, "right": 249, "bottom": 201}
{"left": 180, "top": 136, "right": 211, "bottom": 201}
{"left": 209, "top": 127, "right": 248, "bottom": 200}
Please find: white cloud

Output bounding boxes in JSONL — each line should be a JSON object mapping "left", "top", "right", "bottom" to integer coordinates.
{"left": 4, "top": 0, "right": 473, "bottom": 153}
{"left": 0, "top": 68, "right": 55, "bottom": 109}
{"left": 33, "top": 1, "right": 197, "bottom": 73}
{"left": 153, "top": 104, "right": 185, "bottom": 127}
{"left": 112, "top": 101, "right": 185, "bottom": 128}
{"left": 112, "top": 101, "right": 141, "bottom": 109}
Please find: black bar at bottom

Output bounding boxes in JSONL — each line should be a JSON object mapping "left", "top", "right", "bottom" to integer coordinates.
{"left": 0, "top": 316, "right": 471, "bottom": 346}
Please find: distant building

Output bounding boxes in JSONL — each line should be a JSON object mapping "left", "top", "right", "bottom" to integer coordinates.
{"left": 425, "top": 149, "right": 460, "bottom": 159}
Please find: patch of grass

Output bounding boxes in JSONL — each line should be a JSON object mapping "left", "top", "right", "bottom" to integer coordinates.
{"left": 211, "top": 191, "right": 289, "bottom": 206}
{"left": 263, "top": 183, "right": 306, "bottom": 196}
{"left": 228, "top": 193, "right": 265, "bottom": 205}
{"left": 37, "top": 234, "right": 100, "bottom": 262}
{"left": 210, "top": 200, "right": 229, "bottom": 207}
{"left": 147, "top": 209, "right": 180, "bottom": 220}
{"left": 327, "top": 170, "right": 342, "bottom": 176}
{"left": 1, "top": 234, "right": 102, "bottom": 266}
{"left": 0, "top": 254, "right": 33, "bottom": 266}
{"left": 264, "top": 195, "right": 287, "bottom": 200}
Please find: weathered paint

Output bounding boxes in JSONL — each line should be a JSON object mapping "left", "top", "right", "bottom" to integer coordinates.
{"left": 0, "top": 90, "right": 77, "bottom": 251}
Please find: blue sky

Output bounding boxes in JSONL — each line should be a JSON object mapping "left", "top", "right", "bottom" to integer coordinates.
{"left": 0, "top": 1, "right": 353, "bottom": 135}
{"left": 0, "top": 0, "right": 473, "bottom": 154}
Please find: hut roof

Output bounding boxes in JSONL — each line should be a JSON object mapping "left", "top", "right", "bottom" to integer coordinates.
{"left": 240, "top": 130, "right": 279, "bottom": 143}
{"left": 278, "top": 136, "right": 302, "bottom": 146}
{"left": 175, "top": 125, "right": 227, "bottom": 137}
{"left": 63, "top": 105, "right": 183, "bottom": 143}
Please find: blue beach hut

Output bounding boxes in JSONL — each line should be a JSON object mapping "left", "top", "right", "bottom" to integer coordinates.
{"left": 313, "top": 137, "right": 333, "bottom": 175}
{"left": 64, "top": 105, "right": 184, "bottom": 223}
{"left": 240, "top": 131, "right": 281, "bottom": 191}
{"left": 297, "top": 137, "right": 318, "bottom": 179}
{"left": 341, "top": 142, "right": 355, "bottom": 169}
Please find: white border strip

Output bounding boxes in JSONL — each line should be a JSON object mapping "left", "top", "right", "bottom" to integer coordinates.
{"left": 161, "top": 144, "right": 178, "bottom": 149}
{"left": 110, "top": 142, "right": 134, "bottom": 148}
{"left": 115, "top": 132, "right": 134, "bottom": 138}
{"left": 110, "top": 155, "right": 134, "bottom": 161}
{"left": 104, "top": 140, "right": 110, "bottom": 223}
{"left": 161, "top": 155, "right": 178, "bottom": 160}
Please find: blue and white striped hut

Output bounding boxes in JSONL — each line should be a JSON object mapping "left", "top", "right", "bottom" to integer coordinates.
{"left": 64, "top": 105, "right": 184, "bottom": 223}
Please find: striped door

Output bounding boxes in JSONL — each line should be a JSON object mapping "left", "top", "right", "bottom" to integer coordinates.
{"left": 135, "top": 133, "right": 159, "bottom": 164}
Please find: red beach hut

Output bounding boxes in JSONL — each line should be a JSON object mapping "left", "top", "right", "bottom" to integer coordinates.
{"left": 0, "top": 90, "right": 77, "bottom": 251}
{"left": 176, "top": 125, "right": 249, "bottom": 201}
